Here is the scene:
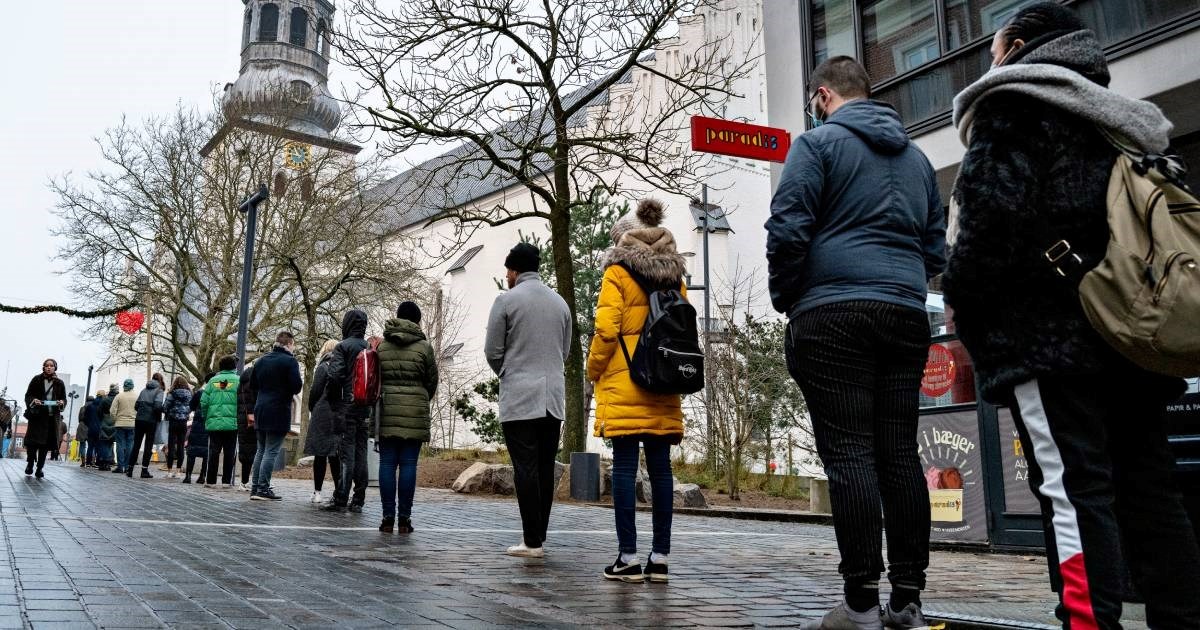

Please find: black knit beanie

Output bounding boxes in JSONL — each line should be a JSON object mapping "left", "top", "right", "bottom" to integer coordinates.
{"left": 504, "top": 243, "right": 540, "bottom": 274}
{"left": 395, "top": 301, "right": 422, "bottom": 324}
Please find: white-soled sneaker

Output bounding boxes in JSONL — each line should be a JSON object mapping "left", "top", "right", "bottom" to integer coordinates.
{"left": 238, "top": 483, "right": 251, "bottom": 492}
{"left": 310, "top": 491, "right": 323, "bottom": 504}
{"left": 506, "top": 543, "right": 544, "bottom": 558}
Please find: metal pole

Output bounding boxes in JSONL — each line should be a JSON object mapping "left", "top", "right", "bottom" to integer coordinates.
{"left": 84, "top": 365, "right": 93, "bottom": 401}
{"left": 236, "top": 184, "right": 269, "bottom": 375}
{"left": 702, "top": 183, "right": 714, "bottom": 469}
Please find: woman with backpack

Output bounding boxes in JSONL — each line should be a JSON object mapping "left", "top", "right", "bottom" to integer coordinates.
{"left": 163, "top": 377, "right": 192, "bottom": 479}
{"left": 587, "top": 199, "right": 688, "bottom": 584}
{"left": 945, "top": 4, "right": 1200, "bottom": 626}
{"left": 303, "top": 340, "right": 342, "bottom": 504}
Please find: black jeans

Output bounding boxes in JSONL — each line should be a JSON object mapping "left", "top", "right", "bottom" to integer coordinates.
{"left": 333, "top": 419, "right": 368, "bottom": 507}
{"left": 166, "top": 423, "right": 187, "bottom": 470}
{"left": 313, "top": 455, "right": 341, "bottom": 492}
{"left": 205, "top": 430, "right": 237, "bottom": 485}
{"left": 786, "top": 301, "right": 931, "bottom": 592}
{"left": 1010, "top": 367, "right": 1200, "bottom": 629}
{"left": 129, "top": 421, "right": 159, "bottom": 470}
{"left": 502, "top": 417, "right": 562, "bottom": 548}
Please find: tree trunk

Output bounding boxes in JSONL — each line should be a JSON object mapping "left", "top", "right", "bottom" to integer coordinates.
{"left": 550, "top": 202, "right": 586, "bottom": 461}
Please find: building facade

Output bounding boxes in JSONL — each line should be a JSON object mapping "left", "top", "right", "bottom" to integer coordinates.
{"left": 765, "top": 0, "right": 1200, "bottom": 547}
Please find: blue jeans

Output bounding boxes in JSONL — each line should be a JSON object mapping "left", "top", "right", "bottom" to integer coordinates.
{"left": 378, "top": 438, "right": 422, "bottom": 519}
{"left": 611, "top": 436, "right": 674, "bottom": 555}
{"left": 251, "top": 430, "right": 286, "bottom": 494}
{"left": 114, "top": 428, "right": 134, "bottom": 471}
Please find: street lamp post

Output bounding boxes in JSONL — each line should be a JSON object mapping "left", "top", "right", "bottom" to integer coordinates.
{"left": 236, "top": 184, "right": 269, "bottom": 375}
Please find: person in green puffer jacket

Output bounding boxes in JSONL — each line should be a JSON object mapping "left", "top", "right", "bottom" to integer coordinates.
{"left": 375, "top": 302, "right": 438, "bottom": 534}
{"left": 202, "top": 356, "right": 241, "bottom": 487}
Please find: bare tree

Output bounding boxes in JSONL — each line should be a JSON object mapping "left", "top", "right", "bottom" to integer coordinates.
{"left": 333, "top": 0, "right": 758, "bottom": 457}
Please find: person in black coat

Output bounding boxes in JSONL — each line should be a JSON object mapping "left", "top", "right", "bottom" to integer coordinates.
{"left": 247, "top": 332, "right": 302, "bottom": 501}
{"left": 236, "top": 364, "right": 259, "bottom": 491}
{"left": 945, "top": 4, "right": 1200, "bottom": 627}
{"left": 182, "top": 374, "right": 213, "bottom": 484}
{"left": 22, "top": 359, "right": 67, "bottom": 478}
{"left": 303, "top": 340, "right": 342, "bottom": 504}
{"left": 323, "top": 310, "right": 371, "bottom": 512}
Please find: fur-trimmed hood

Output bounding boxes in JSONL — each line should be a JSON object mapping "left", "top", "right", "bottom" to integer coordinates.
{"left": 602, "top": 226, "right": 687, "bottom": 288}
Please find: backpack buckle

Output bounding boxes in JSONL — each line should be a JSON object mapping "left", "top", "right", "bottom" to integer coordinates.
{"left": 1044, "top": 240, "right": 1083, "bottom": 278}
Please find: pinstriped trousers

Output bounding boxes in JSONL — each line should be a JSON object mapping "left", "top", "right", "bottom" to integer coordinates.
{"left": 786, "top": 300, "right": 931, "bottom": 590}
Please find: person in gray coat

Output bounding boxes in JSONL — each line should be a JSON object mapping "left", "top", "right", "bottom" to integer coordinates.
{"left": 484, "top": 242, "right": 572, "bottom": 559}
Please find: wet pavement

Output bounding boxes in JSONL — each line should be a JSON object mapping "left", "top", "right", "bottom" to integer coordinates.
{"left": 0, "top": 457, "right": 1120, "bottom": 629}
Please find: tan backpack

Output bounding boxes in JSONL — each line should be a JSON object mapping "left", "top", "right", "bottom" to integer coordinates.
{"left": 1047, "top": 139, "right": 1200, "bottom": 376}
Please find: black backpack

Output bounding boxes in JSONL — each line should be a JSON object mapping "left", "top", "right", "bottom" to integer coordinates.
{"left": 616, "top": 266, "right": 705, "bottom": 395}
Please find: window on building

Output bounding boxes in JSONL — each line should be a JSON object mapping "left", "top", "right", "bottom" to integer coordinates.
{"left": 860, "top": 0, "right": 939, "bottom": 82}
{"left": 945, "top": 0, "right": 1039, "bottom": 50}
{"left": 290, "top": 8, "right": 309, "bottom": 47}
{"left": 316, "top": 18, "right": 328, "bottom": 56}
{"left": 259, "top": 3, "right": 279, "bottom": 42}
{"left": 273, "top": 171, "right": 287, "bottom": 196}
{"left": 447, "top": 245, "right": 484, "bottom": 274}
{"left": 243, "top": 9, "right": 253, "bottom": 47}
{"left": 812, "top": 0, "right": 856, "bottom": 65}
{"left": 300, "top": 175, "right": 314, "bottom": 202}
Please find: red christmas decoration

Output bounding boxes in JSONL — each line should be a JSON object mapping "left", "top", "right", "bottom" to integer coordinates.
{"left": 116, "top": 310, "right": 145, "bottom": 335}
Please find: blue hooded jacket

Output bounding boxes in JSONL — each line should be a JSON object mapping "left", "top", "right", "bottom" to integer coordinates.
{"left": 766, "top": 100, "right": 947, "bottom": 319}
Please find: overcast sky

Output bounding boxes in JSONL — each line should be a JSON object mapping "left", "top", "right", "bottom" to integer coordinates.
{"left": 0, "top": 2, "right": 342, "bottom": 399}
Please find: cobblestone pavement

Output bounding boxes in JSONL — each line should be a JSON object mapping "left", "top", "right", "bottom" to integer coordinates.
{"left": 0, "top": 457, "right": 1096, "bottom": 629}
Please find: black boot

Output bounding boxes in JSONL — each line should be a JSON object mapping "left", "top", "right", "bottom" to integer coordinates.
{"left": 379, "top": 517, "right": 395, "bottom": 533}
{"left": 25, "top": 461, "right": 33, "bottom": 476}
{"left": 140, "top": 467, "right": 153, "bottom": 479}
{"left": 396, "top": 518, "right": 414, "bottom": 534}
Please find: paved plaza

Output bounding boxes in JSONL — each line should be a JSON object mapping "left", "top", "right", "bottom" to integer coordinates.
{"left": 0, "top": 458, "right": 1103, "bottom": 629}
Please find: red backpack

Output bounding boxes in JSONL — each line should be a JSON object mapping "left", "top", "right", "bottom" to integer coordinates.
{"left": 351, "top": 347, "right": 380, "bottom": 406}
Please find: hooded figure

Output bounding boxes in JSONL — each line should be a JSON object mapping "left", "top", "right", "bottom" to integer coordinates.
{"left": 588, "top": 199, "right": 688, "bottom": 440}
{"left": 323, "top": 309, "right": 372, "bottom": 512}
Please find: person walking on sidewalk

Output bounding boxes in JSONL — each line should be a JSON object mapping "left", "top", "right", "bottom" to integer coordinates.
{"left": 236, "top": 363, "right": 259, "bottom": 492}
{"left": 128, "top": 374, "right": 166, "bottom": 478}
{"left": 323, "top": 310, "right": 371, "bottom": 513}
{"left": 766, "top": 56, "right": 946, "bottom": 629}
{"left": 22, "top": 359, "right": 67, "bottom": 478}
{"left": 202, "top": 357, "right": 240, "bottom": 487}
{"left": 588, "top": 199, "right": 688, "bottom": 584}
{"left": 163, "top": 377, "right": 192, "bottom": 479}
{"left": 376, "top": 302, "right": 438, "bottom": 534}
{"left": 946, "top": 4, "right": 1200, "bottom": 627}
{"left": 484, "top": 243, "right": 572, "bottom": 558}
{"left": 248, "top": 332, "right": 302, "bottom": 502}
{"left": 109, "top": 379, "right": 139, "bottom": 475}
{"left": 304, "top": 340, "right": 342, "bottom": 505}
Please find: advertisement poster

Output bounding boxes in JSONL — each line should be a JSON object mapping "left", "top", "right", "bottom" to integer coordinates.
{"left": 918, "top": 410, "right": 988, "bottom": 543}
{"left": 997, "top": 408, "right": 1042, "bottom": 515}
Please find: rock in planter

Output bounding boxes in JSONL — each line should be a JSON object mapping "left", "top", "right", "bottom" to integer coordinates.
{"left": 672, "top": 483, "right": 707, "bottom": 508}
{"left": 488, "top": 464, "right": 516, "bottom": 495}
{"left": 451, "top": 462, "right": 492, "bottom": 494}
{"left": 635, "top": 467, "right": 653, "bottom": 504}
{"left": 553, "top": 460, "right": 567, "bottom": 489}
{"left": 599, "top": 459, "right": 613, "bottom": 497}
{"left": 555, "top": 464, "right": 572, "bottom": 500}
{"left": 296, "top": 456, "right": 315, "bottom": 468}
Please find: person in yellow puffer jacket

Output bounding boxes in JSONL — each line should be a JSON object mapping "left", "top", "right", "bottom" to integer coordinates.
{"left": 587, "top": 198, "right": 687, "bottom": 586}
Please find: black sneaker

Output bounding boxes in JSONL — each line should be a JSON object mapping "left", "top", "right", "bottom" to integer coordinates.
{"left": 34, "top": 470, "right": 44, "bottom": 480}
{"left": 24, "top": 463, "right": 33, "bottom": 476}
{"left": 260, "top": 490, "right": 283, "bottom": 502}
{"left": 645, "top": 560, "right": 669, "bottom": 583}
{"left": 348, "top": 504, "right": 363, "bottom": 514}
{"left": 140, "top": 468, "right": 153, "bottom": 479}
{"left": 322, "top": 503, "right": 347, "bottom": 513}
{"left": 603, "top": 558, "right": 645, "bottom": 583}
{"left": 125, "top": 469, "right": 133, "bottom": 478}
{"left": 181, "top": 476, "right": 191, "bottom": 484}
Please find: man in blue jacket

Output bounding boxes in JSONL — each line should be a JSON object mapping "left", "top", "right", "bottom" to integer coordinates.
{"left": 766, "top": 57, "right": 946, "bottom": 630}
{"left": 249, "top": 331, "right": 303, "bottom": 502}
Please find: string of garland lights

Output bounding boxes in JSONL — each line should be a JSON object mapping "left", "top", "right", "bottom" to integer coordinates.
{"left": 0, "top": 302, "right": 138, "bottom": 318}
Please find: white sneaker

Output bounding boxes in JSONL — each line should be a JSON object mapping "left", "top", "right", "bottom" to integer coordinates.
{"left": 506, "top": 543, "right": 544, "bottom": 558}
{"left": 310, "top": 491, "right": 323, "bottom": 504}
{"left": 238, "top": 483, "right": 251, "bottom": 492}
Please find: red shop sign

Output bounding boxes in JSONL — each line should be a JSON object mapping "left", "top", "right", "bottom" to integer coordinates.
{"left": 691, "top": 116, "right": 791, "bottom": 163}
{"left": 922, "top": 343, "right": 957, "bottom": 398}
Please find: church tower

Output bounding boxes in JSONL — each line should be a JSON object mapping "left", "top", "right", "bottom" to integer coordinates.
{"left": 202, "top": 0, "right": 359, "bottom": 156}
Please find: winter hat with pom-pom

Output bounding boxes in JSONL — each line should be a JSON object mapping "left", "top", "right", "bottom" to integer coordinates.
{"left": 611, "top": 198, "right": 666, "bottom": 244}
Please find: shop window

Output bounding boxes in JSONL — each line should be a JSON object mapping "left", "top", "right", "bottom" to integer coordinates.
{"left": 259, "top": 3, "right": 279, "bottom": 42}
{"left": 290, "top": 8, "right": 309, "bottom": 47}
{"left": 861, "top": 0, "right": 939, "bottom": 82}
{"left": 944, "top": 0, "right": 1039, "bottom": 50}
{"left": 811, "top": 0, "right": 856, "bottom": 65}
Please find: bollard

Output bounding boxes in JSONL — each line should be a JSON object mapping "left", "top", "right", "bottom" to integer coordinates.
{"left": 570, "top": 452, "right": 600, "bottom": 502}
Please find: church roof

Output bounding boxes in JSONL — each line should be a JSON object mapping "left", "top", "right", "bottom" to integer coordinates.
{"left": 373, "top": 61, "right": 645, "bottom": 234}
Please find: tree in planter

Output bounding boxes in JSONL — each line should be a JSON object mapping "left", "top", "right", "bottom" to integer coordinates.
{"left": 333, "top": 0, "right": 757, "bottom": 458}
{"left": 452, "top": 378, "right": 505, "bottom": 447}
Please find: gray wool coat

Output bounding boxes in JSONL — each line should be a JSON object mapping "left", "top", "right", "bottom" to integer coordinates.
{"left": 484, "top": 272, "right": 572, "bottom": 423}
